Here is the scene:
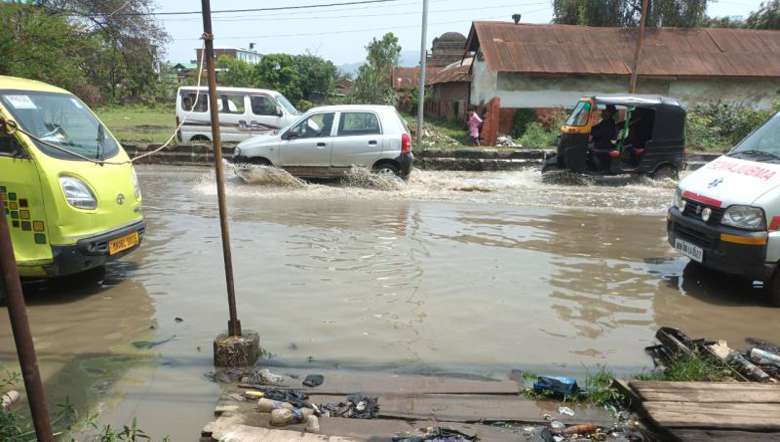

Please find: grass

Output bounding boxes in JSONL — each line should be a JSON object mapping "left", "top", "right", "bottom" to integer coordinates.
{"left": 634, "top": 351, "right": 731, "bottom": 382}
{"left": 95, "top": 104, "right": 176, "bottom": 144}
{"left": 521, "top": 366, "right": 627, "bottom": 408}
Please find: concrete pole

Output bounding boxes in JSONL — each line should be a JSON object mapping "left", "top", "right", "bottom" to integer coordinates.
{"left": 0, "top": 198, "right": 53, "bottom": 442}
{"left": 629, "top": 0, "right": 649, "bottom": 93}
{"left": 416, "top": 0, "right": 429, "bottom": 145}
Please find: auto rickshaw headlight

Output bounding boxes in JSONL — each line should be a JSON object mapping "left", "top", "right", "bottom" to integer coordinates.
{"left": 721, "top": 205, "right": 766, "bottom": 231}
{"left": 673, "top": 188, "right": 686, "bottom": 212}
{"left": 131, "top": 168, "right": 142, "bottom": 201}
{"left": 59, "top": 176, "right": 97, "bottom": 210}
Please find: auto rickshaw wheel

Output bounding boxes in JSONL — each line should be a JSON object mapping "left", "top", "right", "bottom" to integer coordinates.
{"left": 652, "top": 164, "right": 678, "bottom": 180}
{"left": 767, "top": 271, "right": 780, "bottom": 307}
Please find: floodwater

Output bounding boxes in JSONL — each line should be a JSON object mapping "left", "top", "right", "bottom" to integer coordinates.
{"left": 2, "top": 164, "right": 780, "bottom": 439}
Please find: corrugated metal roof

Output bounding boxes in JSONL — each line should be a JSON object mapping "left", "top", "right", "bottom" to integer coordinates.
{"left": 428, "top": 58, "right": 472, "bottom": 85}
{"left": 393, "top": 67, "right": 440, "bottom": 90}
{"left": 469, "top": 22, "right": 780, "bottom": 78}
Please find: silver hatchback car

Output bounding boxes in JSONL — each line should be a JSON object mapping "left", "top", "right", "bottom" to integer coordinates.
{"left": 233, "top": 105, "right": 413, "bottom": 179}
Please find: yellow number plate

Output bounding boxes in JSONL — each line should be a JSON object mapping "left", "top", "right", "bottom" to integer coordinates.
{"left": 108, "top": 232, "right": 139, "bottom": 255}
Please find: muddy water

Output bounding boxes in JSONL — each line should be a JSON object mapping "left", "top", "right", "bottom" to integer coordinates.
{"left": 2, "top": 165, "right": 779, "bottom": 439}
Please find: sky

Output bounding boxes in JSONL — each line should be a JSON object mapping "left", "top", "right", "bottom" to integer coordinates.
{"left": 157, "top": 0, "right": 766, "bottom": 67}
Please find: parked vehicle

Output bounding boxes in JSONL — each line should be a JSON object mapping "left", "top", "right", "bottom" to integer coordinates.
{"left": 176, "top": 86, "right": 300, "bottom": 143}
{"left": 668, "top": 110, "right": 780, "bottom": 306}
{"left": 233, "top": 105, "right": 413, "bottom": 179}
{"left": 0, "top": 76, "right": 144, "bottom": 278}
{"left": 542, "top": 95, "right": 686, "bottom": 180}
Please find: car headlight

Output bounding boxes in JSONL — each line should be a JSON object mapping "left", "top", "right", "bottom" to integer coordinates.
{"left": 234, "top": 146, "right": 242, "bottom": 158}
{"left": 673, "top": 188, "right": 687, "bottom": 211}
{"left": 721, "top": 205, "right": 766, "bottom": 231}
{"left": 131, "top": 168, "right": 142, "bottom": 201}
{"left": 59, "top": 176, "right": 97, "bottom": 210}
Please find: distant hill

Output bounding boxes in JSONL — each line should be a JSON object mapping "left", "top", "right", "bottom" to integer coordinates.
{"left": 337, "top": 50, "right": 421, "bottom": 78}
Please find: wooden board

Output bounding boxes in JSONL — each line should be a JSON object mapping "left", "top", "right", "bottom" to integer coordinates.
{"left": 308, "top": 394, "right": 613, "bottom": 425}
{"left": 629, "top": 381, "right": 780, "bottom": 403}
{"left": 670, "top": 429, "right": 780, "bottom": 441}
{"left": 241, "top": 368, "right": 520, "bottom": 395}
{"left": 642, "top": 401, "right": 780, "bottom": 431}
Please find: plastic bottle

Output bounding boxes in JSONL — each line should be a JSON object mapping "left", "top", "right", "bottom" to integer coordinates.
{"left": 750, "top": 348, "right": 780, "bottom": 368}
{"left": 727, "top": 352, "right": 771, "bottom": 382}
{"left": 257, "top": 398, "right": 294, "bottom": 413}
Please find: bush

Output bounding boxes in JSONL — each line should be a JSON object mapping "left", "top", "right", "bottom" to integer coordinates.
{"left": 511, "top": 108, "right": 537, "bottom": 137}
{"left": 689, "top": 101, "right": 779, "bottom": 150}
{"left": 517, "top": 122, "right": 558, "bottom": 148}
{"left": 686, "top": 112, "right": 731, "bottom": 151}
{"left": 297, "top": 100, "right": 314, "bottom": 112}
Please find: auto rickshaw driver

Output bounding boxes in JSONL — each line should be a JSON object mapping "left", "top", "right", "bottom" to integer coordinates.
{"left": 588, "top": 104, "right": 618, "bottom": 171}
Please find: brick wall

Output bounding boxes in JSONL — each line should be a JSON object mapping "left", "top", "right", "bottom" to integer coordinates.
{"left": 480, "top": 97, "right": 501, "bottom": 146}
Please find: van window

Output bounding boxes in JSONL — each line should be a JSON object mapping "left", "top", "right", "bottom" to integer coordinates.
{"left": 338, "top": 112, "right": 381, "bottom": 136}
{"left": 180, "top": 91, "right": 208, "bottom": 112}
{"left": 218, "top": 94, "right": 245, "bottom": 114}
{"left": 251, "top": 96, "right": 277, "bottom": 116}
{"left": 0, "top": 91, "right": 118, "bottom": 161}
{"left": 287, "top": 113, "right": 334, "bottom": 139}
{"left": 276, "top": 95, "right": 299, "bottom": 115}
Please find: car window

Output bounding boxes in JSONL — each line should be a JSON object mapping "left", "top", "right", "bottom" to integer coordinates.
{"left": 218, "top": 94, "right": 244, "bottom": 114}
{"left": 338, "top": 112, "right": 381, "bottom": 136}
{"left": 180, "top": 91, "right": 208, "bottom": 112}
{"left": 288, "top": 113, "right": 335, "bottom": 139}
{"left": 251, "top": 96, "right": 277, "bottom": 116}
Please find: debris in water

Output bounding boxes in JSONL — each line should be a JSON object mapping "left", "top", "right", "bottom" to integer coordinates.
{"left": 558, "top": 406, "right": 575, "bottom": 416}
{"left": 303, "top": 374, "right": 324, "bottom": 387}
{"left": 454, "top": 185, "right": 493, "bottom": 193}
{"left": 174, "top": 317, "right": 183, "bottom": 323}
{"left": 233, "top": 163, "right": 306, "bottom": 187}
{"left": 132, "top": 335, "right": 176, "bottom": 349}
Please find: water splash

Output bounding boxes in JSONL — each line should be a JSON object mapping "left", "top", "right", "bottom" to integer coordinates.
{"left": 343, "top": 166, "right": 404, "bottom": 191}
{"left": 233, "top": 163, "right": 306, "bottom": 188}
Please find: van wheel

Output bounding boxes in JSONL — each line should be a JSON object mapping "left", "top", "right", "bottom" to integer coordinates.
{"left": 652, "top": 165, "right": 678, "bottom": 180}
{"left": 191, "top": 135, "right": 210, "bottom": 144}
{"left": 767, "top": 271, "right": 780, "bottom": 307}
{"left": 373, "top": 163, "right": 400, "bottom": 178}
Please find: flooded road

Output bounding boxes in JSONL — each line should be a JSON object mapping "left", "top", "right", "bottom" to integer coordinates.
{"left": 2, "top": 164, "right": 779, "bottom": 439}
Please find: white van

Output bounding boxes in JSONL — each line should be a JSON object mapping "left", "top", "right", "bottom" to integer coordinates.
{"left": 175, "top": 86, "right": 300, "bottom": 143}
{"left": 668, "top": 111, "right": 780, "bottom": 305}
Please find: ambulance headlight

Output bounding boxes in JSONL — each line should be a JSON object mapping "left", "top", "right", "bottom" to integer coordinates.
{"left": 721, "top": 205, "right": 766, "bottom": 231}
{"left": 673, "top": 188, "right": 687, "bottom": 211}
{"left": 59, "top": 176, "right": 97, "bottom": 210}
{"left": 131, "top": 168, "right": 142, "bottom": 201}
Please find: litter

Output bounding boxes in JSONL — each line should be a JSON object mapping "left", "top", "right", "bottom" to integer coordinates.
{"left": 320, "top": 394, "right": 379, "bottom": 419}
{"left": 563, "top": 423, "right": 598, "bottom": 435}
{"left": 270, "top": 408, "right": 303, "bottom": 426}
{"left": 727, "top": 352, "right": 772, "bottom": 382}
{"left": 550, "top": 420, "right": 565, "bottom": 432}
{"left": 303, "top": 374, "right": 324, "bottom": 387}
{"left": 257, "top": 398, "right": 294, "bottom": 412}
{"left": 750, "top": 348, "right": 780, "bottom": 368}
{"left": 2, "top": 390, "right": 20, "bottom": 410}
{"left": 558, "top": 406, "right": 575, "bottom": 416}
{"left": 243, "top": 390, "right": 264, "bottom": 400}
{"left": 304, "top": 415, "right": 320, "bottom": 433}
{"left": 392, "top": 426, "right": 478, "bottom": 441}
{"left": 533, "top": 376, "right": 579, "bottom": 396}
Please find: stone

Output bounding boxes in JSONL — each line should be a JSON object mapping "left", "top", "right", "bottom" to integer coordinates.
{"left": 213, "top": 330, "right": 260, "bottom": 368}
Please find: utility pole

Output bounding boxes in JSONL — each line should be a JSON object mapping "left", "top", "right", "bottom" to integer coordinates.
{"left": 416, "top": 0, "right": 429, "bottom": 145}
{"left": 629, "top": 0, "right": 649, "bottom": 93}
{"left": 200, "top": 0, "right": 241, "bottom": 338}
{"left": 0, "top": 199, "right": 53, "bottom": 442}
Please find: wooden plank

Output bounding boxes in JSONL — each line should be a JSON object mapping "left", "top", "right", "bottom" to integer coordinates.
{"left": 642, "top": 401, "right": 780, "bottom": 431}
{"left": 319, "top": 417, "right": 523, "bottom": 442}
{"left": 242, "top": 368, "right": 521, "bottom": 395}
{"left": 309, "top": 394, "right": 613, "bottom": 425}
{"left": 629, "top": 381, "right": 780, "bottom": 403}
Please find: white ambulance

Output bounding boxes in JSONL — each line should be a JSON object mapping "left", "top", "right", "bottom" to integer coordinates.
{"left": 668, "top": 111, "right": 780, "bottom": 305}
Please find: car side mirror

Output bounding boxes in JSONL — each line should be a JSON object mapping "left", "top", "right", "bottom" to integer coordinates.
{"left": 282, "top": 131, "right": 297, "bottom": 140}
{"left": 276, "top": 106, "right": 283, "bottom": 117}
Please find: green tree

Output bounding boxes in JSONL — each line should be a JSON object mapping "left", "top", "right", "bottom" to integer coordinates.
{"left": 0, "top": 4, "right": 88, "bottom": 91}
{"left": 217, "top": 56, "right": 257, "bottom": 87}
{"left": 746, "top": 0, "right": 780, "bottom": 29}
{"left": 352, "top": 32, "right": 402, "bottom": 104}
{"left": 293, "top": 54, "right": 337, "bottom": 102}
{"left": 254, "top": 53, "right": 304, "bottom": 102}
{"left": 552, "top": 0, "right": 707, "bottom": 28}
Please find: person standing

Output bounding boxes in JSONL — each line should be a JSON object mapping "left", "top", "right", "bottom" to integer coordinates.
{"left": 467, "top": 108, "right": 483, "bottom": 146}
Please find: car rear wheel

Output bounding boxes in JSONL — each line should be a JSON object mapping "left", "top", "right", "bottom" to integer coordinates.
{"left": 652, "top": 164, "right": 678, "bottom": 180}
{"left": 373, "top": 163, "right": 401, "bottom": 178}
{"left": 767, "top": 271, "right": 780, "bottom": 307}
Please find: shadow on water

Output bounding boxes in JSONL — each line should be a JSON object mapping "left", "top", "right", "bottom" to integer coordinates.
{"left": 666, "top": 261, "right": 772, "bottom": 307}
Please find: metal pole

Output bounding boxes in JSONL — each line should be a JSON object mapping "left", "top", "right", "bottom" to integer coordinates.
{"left": 629, "top": 0, "right": 649, "bottom": 93}
{"left": 200, "top": 0, "right": 241, "bottom": 337}
{"left": 415, "top": 0, "right": 429, "bottom": 145}
{"left": 0, "top": 199, "right": 53, "bottom": 441}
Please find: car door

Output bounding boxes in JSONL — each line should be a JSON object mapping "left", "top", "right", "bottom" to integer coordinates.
{"left": 278, "top": 112, "right": 336, "bottom": 174}
{"left": 330, "top": 111, "right": 382, "bottom": 170}
{"left": 249, "top": 94, "right": 283, "bottom": 135}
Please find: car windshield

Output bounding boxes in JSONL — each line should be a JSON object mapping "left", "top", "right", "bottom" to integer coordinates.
{"left": 0, "top": 91, "right": 118, "bottom": 161}
{"left": 276, "top": 95, "right": 300, "bottom": 116}
{"left": 565, "top": 101, "right": 591, "bottom": 126}
{"left": 728, "top": 112, "right": 780, "bottom": 162}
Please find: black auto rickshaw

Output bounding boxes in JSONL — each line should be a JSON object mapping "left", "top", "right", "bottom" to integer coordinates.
{"left": 542, "top": 95, "right": 686, "bottom": 180}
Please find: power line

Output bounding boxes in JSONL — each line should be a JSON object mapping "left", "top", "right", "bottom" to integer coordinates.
{"left": 83, "top": 0, "right": 407, "bottom": 17}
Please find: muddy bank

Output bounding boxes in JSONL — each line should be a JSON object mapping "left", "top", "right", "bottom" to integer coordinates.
{"left": 121, "top": 143, "right": 720, "bottom": 171}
